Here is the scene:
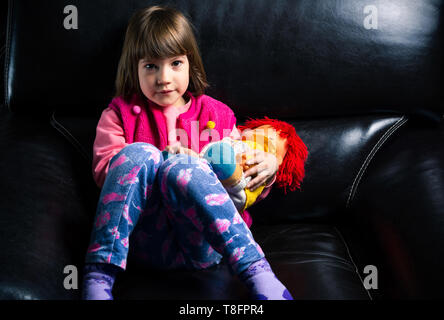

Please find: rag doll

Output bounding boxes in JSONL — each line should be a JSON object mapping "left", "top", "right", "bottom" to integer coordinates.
{"left": 199, "top": 117, "right": 308, "bottom": 213}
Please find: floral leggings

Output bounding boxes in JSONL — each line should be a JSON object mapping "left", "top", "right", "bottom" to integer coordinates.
{"left": 85, "top": 142, "right": 265, "bottom": 276}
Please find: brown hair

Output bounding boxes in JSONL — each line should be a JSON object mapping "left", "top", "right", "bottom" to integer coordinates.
{"left": 114, "top": 5, "right": 208, "bottom": 101}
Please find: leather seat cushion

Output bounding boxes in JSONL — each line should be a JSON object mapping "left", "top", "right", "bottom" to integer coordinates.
{"left": 113, "top": 223, "right": 370, "bottom": 300}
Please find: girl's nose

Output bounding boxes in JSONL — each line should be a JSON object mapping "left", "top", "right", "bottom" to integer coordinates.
{"left": 157, "top": 66, "right": 171, "bottom": 85}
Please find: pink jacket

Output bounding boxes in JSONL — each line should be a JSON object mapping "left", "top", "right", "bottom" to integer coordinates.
{"left": 108, "top": 92, "right": 237, "bottom": 152}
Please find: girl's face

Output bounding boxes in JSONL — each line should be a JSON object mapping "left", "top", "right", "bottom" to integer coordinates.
{"left": 138, "top": 55, "right": 190, "bottom": 107}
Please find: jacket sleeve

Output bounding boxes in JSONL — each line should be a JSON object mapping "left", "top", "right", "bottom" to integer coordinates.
{"left": 92, "top": 107, "right": 128, "bottom": 188}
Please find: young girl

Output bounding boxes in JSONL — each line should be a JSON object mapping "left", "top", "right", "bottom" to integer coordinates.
{"left": 82, "top": 5, "right": 293, "bottom": 300}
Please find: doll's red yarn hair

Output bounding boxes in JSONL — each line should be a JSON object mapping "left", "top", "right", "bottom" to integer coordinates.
{"left": 238, "top": 117, "right": 308, "bottom": 194}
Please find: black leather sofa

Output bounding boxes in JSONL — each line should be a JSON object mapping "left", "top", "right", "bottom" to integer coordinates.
{"left": 1, "top": 0, "right": 443, "bottom": 300}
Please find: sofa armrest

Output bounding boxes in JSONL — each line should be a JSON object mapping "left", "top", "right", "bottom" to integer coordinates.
{"left": 339, "top": 119, "right": 444, "bottom": 298}
{"left": 0, "top": 111, "right": 98, "bottom": 299}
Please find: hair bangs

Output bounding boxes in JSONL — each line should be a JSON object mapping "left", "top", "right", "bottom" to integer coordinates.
{"left": 137, "top": 15, "right": 188, "bottom": 61}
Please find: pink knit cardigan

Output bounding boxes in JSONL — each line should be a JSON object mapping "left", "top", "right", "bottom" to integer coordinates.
{"left": 108, "top": 92, "right": 237, "bottom": 153}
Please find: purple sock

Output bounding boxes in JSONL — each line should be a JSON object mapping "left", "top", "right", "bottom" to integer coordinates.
{"left": 239, "top": 258, "right": 293, "bottom": 300}
{"left": 81, "top": 263, "right": 120, "bottom": 300}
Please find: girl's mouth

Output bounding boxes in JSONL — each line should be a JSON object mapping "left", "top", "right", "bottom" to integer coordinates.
{"left": 158, "top": 90, "right": 173, "bottom": 94}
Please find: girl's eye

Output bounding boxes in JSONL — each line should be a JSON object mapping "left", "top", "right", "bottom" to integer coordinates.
{"left": 172, "top": 60, "right": 182, "bottom": 67}
{"left": 144, "top": 64, "right": 156, "bottom": 70}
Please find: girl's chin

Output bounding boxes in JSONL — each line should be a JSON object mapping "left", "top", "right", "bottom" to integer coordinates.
{"left": 151, "top": 95, "right": 186, "bottom": 108}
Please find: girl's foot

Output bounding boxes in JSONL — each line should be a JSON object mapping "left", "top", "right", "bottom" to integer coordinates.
{"left": 239, "top": 258, "right": 294, "bottom": 300}
{"left": 81, "top": 263, "right": 120, "bottom": 300}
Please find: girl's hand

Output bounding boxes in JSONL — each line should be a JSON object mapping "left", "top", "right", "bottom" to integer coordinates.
{"left": 243, "top": 149, "right": 278, "bottom": 191}
{"left": 165, "top": 144, "right": 199, "bottom": 158}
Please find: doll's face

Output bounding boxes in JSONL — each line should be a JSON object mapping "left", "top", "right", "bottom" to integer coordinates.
{"left": 242, "top": 125, "right": 288, "bottom": 166}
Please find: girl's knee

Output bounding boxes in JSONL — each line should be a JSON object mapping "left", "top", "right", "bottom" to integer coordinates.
{"left": 121, "top": 142, "right": 160, "bottom": 155}
{"left": 111, "top": 143, "right": 163, "bottom": 167}
{"left": 158, "top": 154, "right": 205, "bottom": 174}
{"left": 157, "top": 154, "right": 200, "bottom": 187}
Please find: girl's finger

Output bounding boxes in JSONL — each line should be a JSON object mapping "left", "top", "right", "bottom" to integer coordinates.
{"left": 247, "top": 174, "right": 267, "bottom": 190}
{"left": 246, "top": 161, "right": 270, "bottom": 176}
{"left": 244, "top": 164, "right": 261, "bottom": 178}
{"left": 245, "top": 151, "right": 264, "bottom": 165}
{"left": 245, "top": 165, "right": 265, "bottom": 180}
{"left": 167, "top": 145, "right": 180, "bottom": 154}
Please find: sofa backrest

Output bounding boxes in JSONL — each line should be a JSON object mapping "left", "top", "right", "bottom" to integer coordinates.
{"left": 4, "top": 0, "right": 443, "bottom": 118}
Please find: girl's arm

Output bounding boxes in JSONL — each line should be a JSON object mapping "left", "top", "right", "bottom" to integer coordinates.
{"left": 92, "top": 107, "right": 128, "bottom": 187}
